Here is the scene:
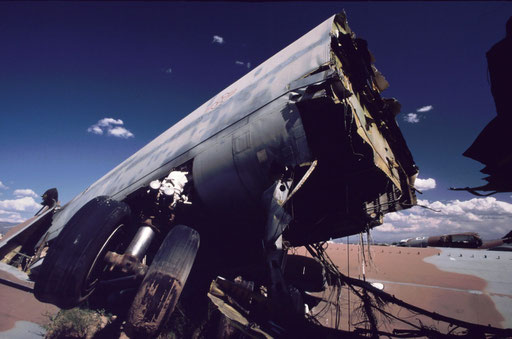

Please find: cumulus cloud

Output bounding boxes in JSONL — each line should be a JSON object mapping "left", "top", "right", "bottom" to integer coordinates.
{"left": 0, "top": 196, "right": 41, "bottom": 212}
{"left": 87, "top": 117, "right": 134, "bottom": 138}
{"left": 404, "top": 113, "right": 419, "bottom": 123}
{"left": 98, "top": 118, "right": 123, "bottom": 127}
{"left": 108, "top": 127, "right": 134, "bottom": 139}
{"left": 417, "top": 105, "right": 433, "bottom": 112}
{"left": 13, "top": 189, "right": 38, "bottom": 198}
{"left": 0, "top": 210, "right": 24, "bottom": 223}
{"left": 0, "top": 181, "right": 8, "bottom": 190}
{"left": 212, "top": 35, "right": 224, "bottom": 44}
{"left": 372, "top": 197, "right": 512, "bottom": 242}
{"left": 88, "top": 125, "right": 103, "bottom": 135}
{"left": 414, "top": 177, "right": 436, "bottom": 191}
{"left": 0, "top": 191, "right": 40, "bottom": 224}
{"left": 403, "top": 105, "right": 433, "bottom": 123}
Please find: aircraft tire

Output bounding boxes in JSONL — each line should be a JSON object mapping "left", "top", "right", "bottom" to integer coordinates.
{"left": 34, "top": 196, "right": 132, "bottom": 309}
{"left": 125, "top": 224, "right": 200, "bottom": 337}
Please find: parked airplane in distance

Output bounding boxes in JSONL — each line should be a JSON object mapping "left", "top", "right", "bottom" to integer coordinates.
{"left": 398, "top": 231, "right": 512, "bottom": 249}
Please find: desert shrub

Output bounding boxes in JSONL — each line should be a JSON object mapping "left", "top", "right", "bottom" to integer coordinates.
{"left": 43, "top": 308, "right": 111, "bottom": 339}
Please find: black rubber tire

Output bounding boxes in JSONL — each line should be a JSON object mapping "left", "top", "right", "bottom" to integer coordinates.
{"left": 126, "top": 224, "right": 200, "bottom": 337}
{"left": 34, "top": 196, "right": 132, "bottom": 309}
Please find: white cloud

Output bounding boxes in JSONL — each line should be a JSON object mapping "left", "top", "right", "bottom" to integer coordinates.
{"left": 403, "top": 105, "right": 433, "bottom": 123}
{"left": 13, "top": 189, "right": 38, "bottom": 198}
{"left": 0, "top": 181, "right": 8, "bottom": 190}
{"left": 87, "top": 117, "right": 134, "bottom": 138}
{"left": 417, "top": 105, "right": 433, "bottom": 112}
{"left": 404, "top": 113, "right": 419, "bottom": 123}
{"left": 108, "top": 127, "right": 134, "bottom": 139}
{"left": 0, "top": 197, "right": 41, "bottom": 212}
{"left": 372, "top": 197, "right": 512, "bottom": 242}
{"left": 212, "top": 35, "right": 224, "bottom": 44}
{"left": 97, "top": 118, "right": 123, "bottom": 127}
{"left": 235, "top": 60, "right": 251, "bottom": 69}
{"left": 88, "top": 125, "right": 103, "bottom": 135}
{"left": 414, "top": 177, "right": 436, "bottom": 191}
{"left": 0, "top": 210, "right": 24, "bottom": 223}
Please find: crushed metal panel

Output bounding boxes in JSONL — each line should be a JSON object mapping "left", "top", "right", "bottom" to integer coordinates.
{"left": 330, "top": 15, "right": 403, "bottom": 191}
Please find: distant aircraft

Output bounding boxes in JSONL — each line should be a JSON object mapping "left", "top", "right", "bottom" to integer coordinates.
{"left": 398, "top": 231, "right": 512, "bottom": 249}
{"left": 0, "top": 12, "right": 418, "bottom": 336}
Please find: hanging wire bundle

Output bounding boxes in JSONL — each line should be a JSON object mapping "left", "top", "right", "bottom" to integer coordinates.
{"left": 304, "top": 237, "right": 512, "bottom": 338}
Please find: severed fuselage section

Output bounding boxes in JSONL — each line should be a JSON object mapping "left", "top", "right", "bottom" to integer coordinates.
{"left": 0, "top": 12, "right": 418, "bottom": 336}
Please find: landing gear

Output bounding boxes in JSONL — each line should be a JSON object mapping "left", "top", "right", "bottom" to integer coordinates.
{"left": 125, "top": 224, "right": 200, "bottom": 337}
{"left": 34, "top": 196, "right": 133, "bottom": 309}
{"left": 262, "top": 177, "right": 304, "bottom": 315}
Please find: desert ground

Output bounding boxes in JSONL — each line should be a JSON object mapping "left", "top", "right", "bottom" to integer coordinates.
{"left": 0, "top": 242, "right": 510, "bottom": 337}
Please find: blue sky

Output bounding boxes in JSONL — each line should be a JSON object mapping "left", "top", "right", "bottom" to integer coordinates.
{"left": 1, "top": 2, "right": 512, "bottom": 241}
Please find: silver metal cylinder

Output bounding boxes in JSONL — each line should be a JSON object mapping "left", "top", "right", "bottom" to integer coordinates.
{"left": 125, "top": 226, "right": 156, "bottom": 260}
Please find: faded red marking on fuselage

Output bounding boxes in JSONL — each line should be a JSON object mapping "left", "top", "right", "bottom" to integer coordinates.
{"left": 205, "top": 89, "right": 238, "bottom": 113}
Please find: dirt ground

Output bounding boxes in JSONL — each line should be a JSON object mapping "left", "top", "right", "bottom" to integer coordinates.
{"left": 293, "top": 243, "right": 507, "bottom": 331}
{"left": 0, "top": 243, "right": 508, "bottom": 337}
{"left": 0, "top": 264, "right": 58, "bottom": 337}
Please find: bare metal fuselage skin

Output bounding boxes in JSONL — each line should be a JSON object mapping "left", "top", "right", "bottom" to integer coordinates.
{"left": 1, "top": 13, "right": 417, "bottom": 267}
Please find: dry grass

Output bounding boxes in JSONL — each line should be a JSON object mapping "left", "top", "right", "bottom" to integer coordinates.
{"left": 43, "top": 308, "right": 112, "bottom": 339}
